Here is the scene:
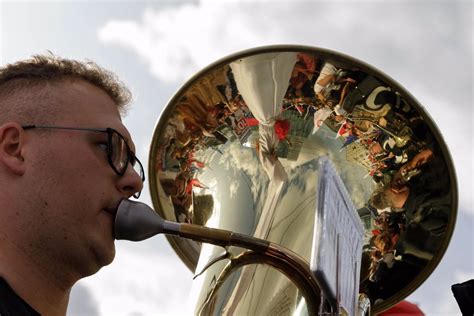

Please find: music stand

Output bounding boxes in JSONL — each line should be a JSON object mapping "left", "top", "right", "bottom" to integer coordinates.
{"left": 310, "top": 157, "right": 365, "bottom": 315}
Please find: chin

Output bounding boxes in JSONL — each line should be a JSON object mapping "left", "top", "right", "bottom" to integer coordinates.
{"left": 98, "top": 242, "right": 116, "bottom": 266}
{"left": 85, "top": 241, "right": 116, "bottom": 275}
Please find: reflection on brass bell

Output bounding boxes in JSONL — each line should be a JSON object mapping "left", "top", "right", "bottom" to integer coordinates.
{"left": 147, "top": 45, "right": 457, "bottom": 315}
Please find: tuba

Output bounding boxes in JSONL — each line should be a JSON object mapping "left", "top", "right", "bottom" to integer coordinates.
{"left": 137, "top": 46, "right": 457, "bottom": 315}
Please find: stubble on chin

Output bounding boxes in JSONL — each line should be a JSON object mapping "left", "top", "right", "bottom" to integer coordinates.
{"left": 84, "top": 240, "right": 116, "bottom": 277}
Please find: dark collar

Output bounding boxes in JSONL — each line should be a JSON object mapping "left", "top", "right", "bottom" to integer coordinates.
{"left": 0, "top": 277, "right": 41, "bottom": 316}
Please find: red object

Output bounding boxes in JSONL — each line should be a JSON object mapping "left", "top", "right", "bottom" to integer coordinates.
{"left": 295, "top": 104, "right": 305, "bottom": 115}
{"left": 336, "top": 120, "right": 352, "bottom": 138}
{"left": 380, "top": 300, "right": 424, "bottom": 315}
{"left": 187, "top": 158, "right": 205, "bottom": 169}
{"left": 244, "top": 117, "right": 291, "bottom": 141}
{"left": 185, "top": 178, "right": 208, "bottom": 194}
{"left": 372, "top": 229, "right": 382, "bottom": 236}
{"left": 274, "top": 119, "right": 290, "bottom": 140}
{"left": 245, "top": 117, "right": 259, "bottom": 127}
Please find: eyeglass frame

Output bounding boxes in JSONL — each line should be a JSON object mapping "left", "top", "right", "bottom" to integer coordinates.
{"left": 21, "top": 124, "right": 145, "bottom": 198}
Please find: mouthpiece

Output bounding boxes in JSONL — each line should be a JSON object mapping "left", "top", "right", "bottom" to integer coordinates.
{"left": 114, "top": 199, "right": 180, "bottom": 241}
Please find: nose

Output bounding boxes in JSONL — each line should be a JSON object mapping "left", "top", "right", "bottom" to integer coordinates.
{"left": 117, "top": 163, "right": 144, "bottom": 199}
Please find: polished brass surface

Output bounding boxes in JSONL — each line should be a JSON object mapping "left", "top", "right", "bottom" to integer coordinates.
{"left": 195, "top": 253, "right": 316, "bottom": 315}
{"left": 149, "top": 45, "right": 457, "bottom": 314}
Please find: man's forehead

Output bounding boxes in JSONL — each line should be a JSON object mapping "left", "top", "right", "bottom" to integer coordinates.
{"left": 51, "top": 81, "right": 120, "bottom": 119}
{"left": 51, "top": 80, "right": 136, "bottom": 148}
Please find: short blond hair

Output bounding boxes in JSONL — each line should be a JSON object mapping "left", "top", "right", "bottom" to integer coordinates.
{"left": 0, "top": 54, "right": 132, "bottom": 124}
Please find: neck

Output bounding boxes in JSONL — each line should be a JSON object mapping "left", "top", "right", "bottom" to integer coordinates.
{"left": 0, "top": 231, "right": 75, "bottom": 316}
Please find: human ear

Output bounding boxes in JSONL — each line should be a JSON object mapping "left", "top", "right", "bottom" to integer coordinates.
{"left": 0, "top": 123, "right": 27, "bottom": 175}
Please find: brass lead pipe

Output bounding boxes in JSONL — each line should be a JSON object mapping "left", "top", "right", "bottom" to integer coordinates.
{"left": 115, "top": 199, "right": 322, "bottom": 314}
{"left": 175, "top": 223, "right": 321, "bottom": 314}
{"left": 179, "top": 223, "right": 271, "bottom": 252}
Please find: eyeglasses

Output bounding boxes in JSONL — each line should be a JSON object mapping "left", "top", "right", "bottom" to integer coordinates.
{"left": 22, "top": 125, "right": 145, "bottom": 198}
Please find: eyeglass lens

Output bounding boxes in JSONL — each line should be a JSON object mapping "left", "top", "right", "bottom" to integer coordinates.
{"left": 110, "top": 130, "right": 144, "bottom": 181}
{"left": 110, "top": 131, "right": 128, "bottom": 175}
{"left": 132, "top": 159, "right": 145, "bottom": 181}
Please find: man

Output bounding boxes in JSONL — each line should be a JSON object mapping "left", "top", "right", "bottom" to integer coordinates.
{"left": 0, "top": 55, "right": 144, "bottom": 315}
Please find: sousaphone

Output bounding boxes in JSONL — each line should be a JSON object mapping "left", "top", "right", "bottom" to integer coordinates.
{"left": 141, "top": 45, "right": 457, "bottom": 315}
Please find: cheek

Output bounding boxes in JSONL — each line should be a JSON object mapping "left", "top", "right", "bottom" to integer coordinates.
{"left": 30, "top": 163, "right": 101, "bottom": 216}
{"left": 36, "top": 146, "right": 108, "bottom": 191}
{"left": 27, "top": 141, "right": 113, "bottom": 211}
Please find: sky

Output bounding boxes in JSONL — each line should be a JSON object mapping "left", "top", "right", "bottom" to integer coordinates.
{"left": 0, "top": 0, "right": 472, "bottom": 315}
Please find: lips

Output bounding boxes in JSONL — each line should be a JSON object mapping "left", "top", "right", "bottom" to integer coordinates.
{"left": 103, "top": 199, "right": 125, "bottom": 219}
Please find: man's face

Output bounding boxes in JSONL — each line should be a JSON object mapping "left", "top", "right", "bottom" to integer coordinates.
{"left": 22, "top": 80, "right": 143, "bottom": 277}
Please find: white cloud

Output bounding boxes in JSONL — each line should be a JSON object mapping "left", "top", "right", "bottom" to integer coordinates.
{"left": 97, "top": 2, "right": 471, "bottom": 87}
{"left": 455, "top": 270, "right": 474, "bottom": 283}
{"left": 68, "top": 283, "right": 100, "bottom": 316}
{"left": 98, "top": 1, "right": 349, "bottom": 83}
{"left": 75, "top": 241, "right": 193, "bottom": 316}
{"left": 98, "top": 2, "right": 242, "bottom": 83}
{"left": 218, "top": 140, "right": 267, "bottom": 199}
{"left": 228, "top": 180, "right": 240, "bottom": 199}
